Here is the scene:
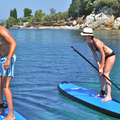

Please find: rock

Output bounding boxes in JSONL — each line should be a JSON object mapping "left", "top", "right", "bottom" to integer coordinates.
{"left": 73, "top": 20, "right": 77, "bottom": 26}
{"left": 113, "top": 17, "right": 120, "bottom": 30}
{"left": 80, "top": 13, "right": 114, "bottom": 30}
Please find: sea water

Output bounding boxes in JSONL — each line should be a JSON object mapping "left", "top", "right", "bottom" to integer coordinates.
{"left": 7, "top": 29, "right": 120, "bottom": 120}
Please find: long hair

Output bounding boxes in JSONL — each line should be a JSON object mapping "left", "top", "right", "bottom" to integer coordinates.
{"left": 91, "top": 36, "right": 94, "bottom": 40}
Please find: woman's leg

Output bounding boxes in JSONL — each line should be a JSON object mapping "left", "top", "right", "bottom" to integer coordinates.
{"left": 101, "top": 55, "right": 115, "bottom": 101}
{"left": 95, "top": 75, "right": 106, "bottom": 97}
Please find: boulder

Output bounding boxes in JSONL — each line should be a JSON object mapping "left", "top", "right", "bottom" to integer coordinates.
{"left": 113, "top": 17, "right": 120, "bottom": 30}
{"left": 80, "top": 13, "right": 114, "bottom": 30}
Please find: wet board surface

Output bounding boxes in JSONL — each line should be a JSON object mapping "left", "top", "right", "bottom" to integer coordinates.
{"left": 58, "top": 81, "right": 120, "bottom": 119}
{"left": 0, "top": 107, "right": 27, "bottom": 120}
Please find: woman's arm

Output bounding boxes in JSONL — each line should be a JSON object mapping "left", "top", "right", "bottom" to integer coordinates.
{"left": 93, "top": 39, "right": 105, "bottom": 75}
{"left": 88, "top": 43, "right": 100, "bottom": 67}
{"left": 94, "top": 39, "right": 105, "bottom": 69}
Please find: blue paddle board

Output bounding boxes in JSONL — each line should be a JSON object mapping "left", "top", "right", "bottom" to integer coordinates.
{"left": 58, "top": 81, "right": 120, "bottom": 118}
{"left": 0, "top": 105, "right": 27, "bottom": 120}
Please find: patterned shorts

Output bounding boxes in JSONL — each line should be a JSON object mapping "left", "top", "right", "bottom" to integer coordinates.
{"left": 0, "top": 54, "right": 16, "bottom": 77}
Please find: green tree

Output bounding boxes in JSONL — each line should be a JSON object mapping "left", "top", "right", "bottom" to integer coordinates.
{"left": 20, "top": 16, "right": 32, "bottom": 22}
{"left": 68, "top": 0, "right": 95, "bottom": 18}
{"left": 44, "top": 15, "right": 52, "bottom": 21}
{"left": 94, "top": 0, "right": 114, "bottom": 12}
{"left": 26, "top": 17, "right": 34, "bottom": 27}
{"left": 62, "top": 11, "right": 68, "bottom": 20}
{"left": 86, "top": 0, "right": 95, "bottom": 13}
{"left": 50, "top": 14, "right": 57, "bottom": 21}
{"left": 24, "top": 8, "right": 32, "bottom": 17}
{"left": 78, "top": 0, "right": 95, "bottom": 17}
{"left": 6, "top": 17, "right": 16, "bottom": 27}
{"left": 44, "top": 11, "right": 68, "bottom": 22}
{"left": 10, "top": 10, "right": 13, "bottom": 17}
{"left": 68, "top": 0, "right": 81, "bottom": 18}
{"left": 34, "top": 9, "right": 45, "bottom": 22}
{"left": 59, "top": 11, "right": 68, "bottom": 20}
{"left": 10, "top": 8, "right": 17, "bottom": 19}
{"left": 0, "top": 21, "right": 6, "bottom": 26}
{"left": 13, "top": 8, "right": 17, "bottom": 19}
{"left": 94, "top": 0, "right": 120, "bottom": 17}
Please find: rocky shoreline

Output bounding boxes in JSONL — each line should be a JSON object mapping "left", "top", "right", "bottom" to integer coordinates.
{"left": 28, "top": 25, "right": 80, "bottom": 30}
{"left": 79, "top": 13, "right": 120, "bottom": 30}
{"left": 10, "top": 13, "right": 120, "bottom": 30}
{"left": 10, "top": 25, "right": 80, "bottom": 30}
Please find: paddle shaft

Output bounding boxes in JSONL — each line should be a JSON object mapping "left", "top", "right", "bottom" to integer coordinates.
{"left": 71, "top": 46, "right": 120, "bottom": 91}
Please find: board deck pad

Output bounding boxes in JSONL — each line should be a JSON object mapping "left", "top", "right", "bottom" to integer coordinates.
{"left": 0, "top": 107, "right": 27, "bottom": 120}
{"left": 58, "top": 81, "right": 120, "bottom": 118}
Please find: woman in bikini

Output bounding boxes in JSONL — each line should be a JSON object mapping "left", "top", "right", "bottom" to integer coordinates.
{"left": 81, "top": 27, "right": 115, "bottom": 101}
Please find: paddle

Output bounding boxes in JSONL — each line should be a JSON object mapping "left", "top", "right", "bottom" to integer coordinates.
{"left": 71, "top": 46, "right": 120, "bottom": 91}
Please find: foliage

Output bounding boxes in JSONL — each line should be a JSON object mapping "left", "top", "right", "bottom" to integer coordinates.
{"left": 24, "top": 8, "right": 32, "bottom": 17}
{"left": 94, "top": 0, "right": 114, "bottom": 11}
{"left": 10, "top": 8, "right": 17, "bottom": 19}
{"left": 19, "top": 16, "right": 33, "bottom": 27}
{"left": 96, "top": 0, "right": 113, "bottom": 3}
{"left": 10, "top": 10, "right": 13, "bottom": 18}
{"left": 44, "top": 15, "right": 52, "bottom": 22}
{"left": 20, "top": 16, "right": 33, "bottom": 22}
{"left": 79, "top": 0, "right": 93, "bottom": 17}
{"left": 68, "top": 0, "right": 120, "bottom": 18}
{"left": 68, "top": 0, "right": 95, "bottom": 18}
{"left": 86, "top": 0, "right": 95, "bottom": 13}
{"left": 6, "top": 17, "right": 16, "bottom": 26}
{"left": 60, "top": 11, "right": 68, "bottom": 20}
{"left": 13, "top": 8, "right": 17, "bottom": 19}
{"left": 27, "top": 17, "right": 34, "bottom": 25}
{"left": 44, "top": 11, "right": 68, "bottom": 22}
{"left": 0, "top": 21, "right": 6, "bottom": 26}
{"left": 94, "top": 0, "right": 120, "bottom": 17}
{"left": 33, "top": 9, "right": 45, "bottom": 22}
{"left": 68, "top": 0, "right": 81, "bottom": 18}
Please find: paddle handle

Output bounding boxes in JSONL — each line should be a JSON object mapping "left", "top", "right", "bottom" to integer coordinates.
{"left": 71, "top": 46, "right": 120, "bottom": 91}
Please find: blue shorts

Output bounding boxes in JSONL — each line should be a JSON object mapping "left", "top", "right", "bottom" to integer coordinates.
{"left": 0, "top": 54, "right": 16, "bottom": 77}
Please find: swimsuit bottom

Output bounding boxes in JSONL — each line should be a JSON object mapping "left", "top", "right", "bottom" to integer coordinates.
{"left": 105, "top": 51, "right": 115, "bottom": 60}
{"left": 0, "top": 54, "right": 16, "bottom": 77}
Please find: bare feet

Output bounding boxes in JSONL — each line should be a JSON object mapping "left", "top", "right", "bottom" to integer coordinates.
{"left": 0, "top": 108, "right": 5, "bottom": 114}
{"left": 95, "top": 90, "right": 106, "bottom": 98}
{"left": 95, "top": 93, "right": 106, "bottom": 98}
{"left": 101, "top": 96, "right": 112, "bottom": 102}
{"left": 95, "top": 93, "right": 112, "bottom": 101}
{"left": 3, "top": 115, "right": 15, "bottom": 120}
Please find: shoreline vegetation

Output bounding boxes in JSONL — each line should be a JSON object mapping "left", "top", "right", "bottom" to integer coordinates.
{"left": 1, "top": 0, "right": 120, "bottom": 30}
{"left": 9, "top": 13, "right": 120, "bottom": 31}
{"left": 9, "top": 16, "right": 85, "bottom": 30}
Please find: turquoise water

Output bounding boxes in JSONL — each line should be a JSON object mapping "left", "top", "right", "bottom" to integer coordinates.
{"left": 7, "top": 29, "right": 120, "bottom": 120}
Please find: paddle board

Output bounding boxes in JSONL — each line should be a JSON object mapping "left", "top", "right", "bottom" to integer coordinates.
{"left": 58, "top": 81, "right": 120, "bottom": 118}
{"left": 0, "top": 104, "right": 27, "bottom": 120}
